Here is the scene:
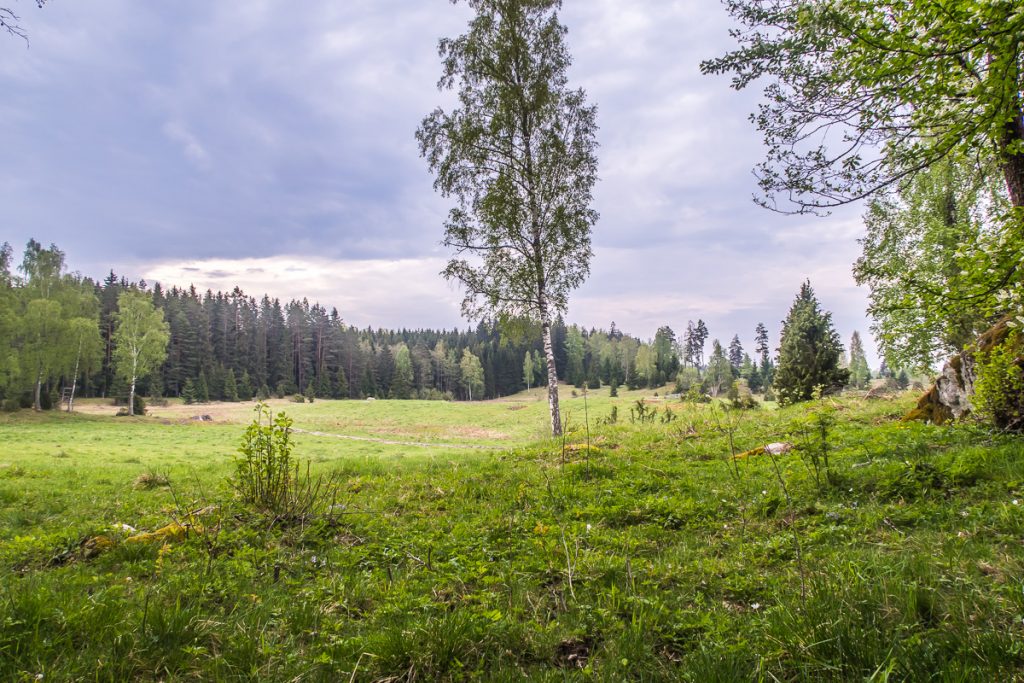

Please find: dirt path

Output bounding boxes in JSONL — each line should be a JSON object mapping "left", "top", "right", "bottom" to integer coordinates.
{"left": 291, "top": 427, "right": 502, "bottom": 450}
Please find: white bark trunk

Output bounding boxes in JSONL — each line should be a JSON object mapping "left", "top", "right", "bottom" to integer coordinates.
{"left": 34, "top": 366, "right": 43, "bottom": 411}
{"left": 542, "top": 319, "right": 562, "bottom": 437}
{"left": 68, "top": 340, "right": 81, "bottom": 413}
{"left": 129, "top": 352, "right": 139, "bottom": 416}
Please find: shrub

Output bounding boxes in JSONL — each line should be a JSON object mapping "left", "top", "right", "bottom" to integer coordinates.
{"left": 973, "top": 331, "right": 1024, "bottom": 431}
{"left": 729, "top": 379, "right": 759, "bottom": 410}
{"left": 231, "top": 403, "right": 335, "bottom": 519}
{"left": 115, "top": 395, "right": 147, "bottom": 416}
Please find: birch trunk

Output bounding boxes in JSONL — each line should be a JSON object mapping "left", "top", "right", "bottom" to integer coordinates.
{"left": 542, "top": 317, "right": 562, "bottom": 437}
{"left": 67, "top": 339, "right": 82, "bottom": 413}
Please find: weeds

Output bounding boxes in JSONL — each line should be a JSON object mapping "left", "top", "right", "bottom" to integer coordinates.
{"left": 133, "top": 470, "right": 170, "bottom": 490}
{"left": 231, "top": 402, "right": 337, "bottom": 521}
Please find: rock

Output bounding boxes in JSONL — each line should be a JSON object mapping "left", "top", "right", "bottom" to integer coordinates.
{"left": 123, "top": 522, "right": 200, "bottom": 545}
{"left": 733, "top": 442, "right": 794, "bottom": 459}
{"left": 765, "top": 442, "right": 794, "bottom": 456}
{"left": 904, "top": 315, "right": 1021, "bottom": 427}
{"left": 191, "top": 414, "right": 213, "bottom": 422}
{"left": 81, "top": 535, "right": 116, "bottom": 559}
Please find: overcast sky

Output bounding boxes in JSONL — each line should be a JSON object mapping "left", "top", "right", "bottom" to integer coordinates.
{"left": 1, "top": 0, "right": 880, "bottom": 364}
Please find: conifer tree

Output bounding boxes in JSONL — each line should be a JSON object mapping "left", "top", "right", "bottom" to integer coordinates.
{"left": 238, "top": 370, "right": 254, "bottom": 401}
{"left": 196, "top": 370, "right": 210, "bottom": 403}
{"left": 182, "top": 377, "right": 197, "bottom": 405}
{"left": 223, "top": 368, "right": 239, "bottom": 402}
{"left": 728, "top": 334, "right": 744, "bottom": 374}
{"left": 774, "top": 282, "right": 850, "bottom": 404}
{"left": 335, "top": 365, "right": 348, "bottom": 399}
{"left": 692, "top": 320, "right": 709, "bottom": 370}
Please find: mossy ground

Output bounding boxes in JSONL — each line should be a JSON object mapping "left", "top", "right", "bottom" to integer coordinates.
{"left": 1, "top": 389, "right": 1023, "bottom": 681}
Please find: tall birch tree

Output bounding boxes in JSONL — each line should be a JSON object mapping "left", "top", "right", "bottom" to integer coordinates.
{"left": 113, "top": 290, "right": 169, "bottom": 416}
{"left": 417, "top": 0, "right": 599, "bottom": 436}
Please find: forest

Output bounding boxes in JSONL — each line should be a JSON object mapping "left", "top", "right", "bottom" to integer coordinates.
{"left": 2, "top": 239, "right": 840, "bottom": 408}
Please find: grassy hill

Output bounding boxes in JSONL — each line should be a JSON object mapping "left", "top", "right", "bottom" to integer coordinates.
{"left": 1, "top": 389, "right": 1023, "bottom": 680}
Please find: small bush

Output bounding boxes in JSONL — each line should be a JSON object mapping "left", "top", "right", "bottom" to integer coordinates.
{"left": 973, "top": 331, "right": 1024, "bottom": 431}
{"left": 232, "top": 403, "right": 336, "bottom": 519}
{"left": 133, "top": 471, "right": 171, "bottom": 490}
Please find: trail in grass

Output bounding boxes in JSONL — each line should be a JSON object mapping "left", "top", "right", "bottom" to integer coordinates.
{"left": 291, "top": 427, "right": 503, "bottom": 450}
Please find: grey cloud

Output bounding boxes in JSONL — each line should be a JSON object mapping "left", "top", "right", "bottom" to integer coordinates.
{"left": 1, "top": 0, "right": 881, "bottom": 366}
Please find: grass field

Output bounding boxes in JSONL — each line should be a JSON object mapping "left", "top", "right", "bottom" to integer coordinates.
{"left": 2, "top": 388, "right": 1024, "bottom": 681}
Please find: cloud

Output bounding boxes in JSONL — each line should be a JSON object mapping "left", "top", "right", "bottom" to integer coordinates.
{"left": 0, "top": 0, "right": 882, "bottom": 366}
{"left": 162, "top": 121, "right": 210, "bottom": 169}
{"left": 142, "top": 255, "right": 465, "bottom": 330}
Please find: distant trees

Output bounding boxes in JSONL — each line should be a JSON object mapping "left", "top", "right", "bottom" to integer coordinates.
{"left": 847, "top": 332, "right": 871, "bottom": 389}
{"left": 653, "top": 327, "right": 679, "bottom": 386}
{"left": 683, "top": 320, "right": 708, "bottom": 370}
{"left": 15, "top": 241, "right": 101, "bottom": 411}
{"left": 727, "top": 335, "right": 743, "bottom": 373}
{"left": 417, "top": 0, "right": 599, "bottom": 436}
{"left": 391, "top": 344, "right": 414, "bottom": 399}
{"left": 459, "top": 349, "right": 484, "bottom": 401}
{"left": 705, "top": 340, "right": 733, "bottom": 397}
{"left": 774, "top": 282, "right": 850, "bottom": 405}
{"left": 754, "top": 322, "right": 773, "bottom": 388}
{"left": 112, "top": 290, "right": 170, "bottom": 416}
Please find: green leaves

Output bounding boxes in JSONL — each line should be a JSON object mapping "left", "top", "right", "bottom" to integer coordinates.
{"left": 417, "top": 0, "right": 598, "bottom": 323}
{"left": 704, "top": 0, "right": 1024, "bottom": 213}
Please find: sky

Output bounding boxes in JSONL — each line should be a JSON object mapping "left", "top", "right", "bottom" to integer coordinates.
{"left": 0, "top": 0, "right": 880, "bottom": 365}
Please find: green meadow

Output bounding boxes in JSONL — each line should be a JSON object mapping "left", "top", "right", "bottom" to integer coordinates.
{"left": 2, "top": 389, "right": 1024, "bottom": 681}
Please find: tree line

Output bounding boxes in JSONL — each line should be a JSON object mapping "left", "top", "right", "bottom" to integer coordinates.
{"left": 1, "top": 239, "right": 880, "bottom": 412}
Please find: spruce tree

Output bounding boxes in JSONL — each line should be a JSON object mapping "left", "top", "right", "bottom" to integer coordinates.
{"left": 774, "top": 281, "right": 850, "bottom": 404}
{"left": 223, "top": 368, "right": 239, "bottom": 402}
{"left": 238, "top": 370, "right": 254, "bottom": 401}
{"left": 182, "top": 377, "right": 197, "bottom": 405}
{"left": 196, "top": 370, "right": 210, "bottom": 403}
{"left": 728, "top": 334, "right": 744, "bottom": 374}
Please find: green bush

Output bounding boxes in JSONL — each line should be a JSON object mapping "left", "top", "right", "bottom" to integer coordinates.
{"left": 231, "top": 403, "right": 334, "bottom": 518}
{"left": 973, "top": 331, "right": 1024, "bottom": 430}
